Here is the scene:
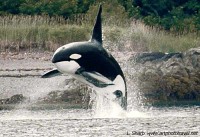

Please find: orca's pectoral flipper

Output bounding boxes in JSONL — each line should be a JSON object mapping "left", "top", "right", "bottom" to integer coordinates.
{"left": 75, "top": 68, "right": 113, "bottom": 88}
{"left": 91, "top": 4, "right": 102, "bottom": 44}
{"left": 41, "top": 69, "right": 62, "bottom": 78}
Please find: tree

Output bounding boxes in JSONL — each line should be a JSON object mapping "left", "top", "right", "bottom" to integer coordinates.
{"left": 0, "top": 0, "right": 24, "bottom": 15}
{"left": 124, "top": 0, "right": 200, "bottom": 31}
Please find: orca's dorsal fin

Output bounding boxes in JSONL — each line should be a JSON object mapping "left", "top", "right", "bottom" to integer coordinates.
{"left": 91, "top": 4, "right": 102, "bottom": 44}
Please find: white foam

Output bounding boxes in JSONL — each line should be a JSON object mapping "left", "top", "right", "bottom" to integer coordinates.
{"left": 91, "top": 92, "right": 148, "bottom": 118}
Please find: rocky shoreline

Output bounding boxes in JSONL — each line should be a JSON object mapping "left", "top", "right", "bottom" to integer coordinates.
{"left": 132, "top": 47, "right": 200, "bottom": 104}
{"left": 0, "top": 47, "right": 200, "bottom": 108}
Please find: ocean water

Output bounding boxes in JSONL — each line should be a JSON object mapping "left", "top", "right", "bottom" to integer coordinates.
{"left": 0, "top": 107, "right": 199, "bottom": 137}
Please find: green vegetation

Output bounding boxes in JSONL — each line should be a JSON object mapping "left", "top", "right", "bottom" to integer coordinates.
{"left": 1, "top": 0, "right": 199, "bottom": 32}
{"left": 0, "top": 0, "right": 199, "bottom": 53}
{"left": 119, "top": 0, "right": 200, "bottom": 32}
{"left": 0, "top": 15, "right": 199, "bottom": 53}
{"left": 104, "top": 21, "right": 200, "bottom": 52}
{"left": 0, "top": 0, "right": 94, "bottom": 17}
{"left": 0, "top": 15, "right": 92, "bottom": 52}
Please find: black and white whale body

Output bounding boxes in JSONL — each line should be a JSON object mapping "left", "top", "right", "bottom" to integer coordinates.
{"left": 42, "top": 5, "right": 127, "bottom": 110}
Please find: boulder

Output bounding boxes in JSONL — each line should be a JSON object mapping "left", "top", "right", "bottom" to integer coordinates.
{"left": 0, "top": 94, "right": 26, "bottom": 104}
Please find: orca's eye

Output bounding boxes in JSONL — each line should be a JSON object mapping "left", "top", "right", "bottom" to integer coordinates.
{"left": 113, "top": 90, "right": 122, "bottom": 98}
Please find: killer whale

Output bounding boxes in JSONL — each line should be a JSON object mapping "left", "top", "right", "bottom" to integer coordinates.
{"left": 42, "top": 5, "right": 127, "bottom": 110}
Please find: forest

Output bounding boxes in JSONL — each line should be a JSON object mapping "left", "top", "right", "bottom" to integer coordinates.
{"left": 0, "top": 0, "right": 199, "bottom": 32}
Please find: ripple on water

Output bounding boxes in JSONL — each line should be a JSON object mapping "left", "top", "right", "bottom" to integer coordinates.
{"left": 0, "top": 107, "right": 199, "bottom": 136}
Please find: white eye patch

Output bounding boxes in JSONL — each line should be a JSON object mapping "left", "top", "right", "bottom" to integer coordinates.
{"left": 70, "top": 54, "right": 82, "bottom": 60}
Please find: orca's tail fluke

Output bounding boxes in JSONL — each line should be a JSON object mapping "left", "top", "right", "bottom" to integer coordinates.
{"left": 91, "top": 4, "right": 102, "bottom": 44}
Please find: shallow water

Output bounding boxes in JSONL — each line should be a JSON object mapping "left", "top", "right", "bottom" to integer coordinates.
{"left": 0, "top": 107, "right": 199, "bottom": 137}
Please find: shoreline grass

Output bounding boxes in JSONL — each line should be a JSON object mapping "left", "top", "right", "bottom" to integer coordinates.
{"left": 0, "top": 15, "right": 199, "bottom": 53}
{"left": 0, "top": 15, "right": 92, "bottom": 52}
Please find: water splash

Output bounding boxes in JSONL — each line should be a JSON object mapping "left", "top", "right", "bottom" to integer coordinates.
{"left": 89, "top": 80, "right": 148, "bottom": 118}
{"left": 91, "top": 93, "right": 126, "bottom": 118}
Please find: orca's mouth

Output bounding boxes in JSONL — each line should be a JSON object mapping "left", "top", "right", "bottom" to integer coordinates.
{"left": 52, "top": 50, "right": 70, "bottom": 63}
{"left": 52, "top": 58, "right": 57, "bottom": 63}
{"left": 52, "top": 55, "right": 65, "bottom": 63}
